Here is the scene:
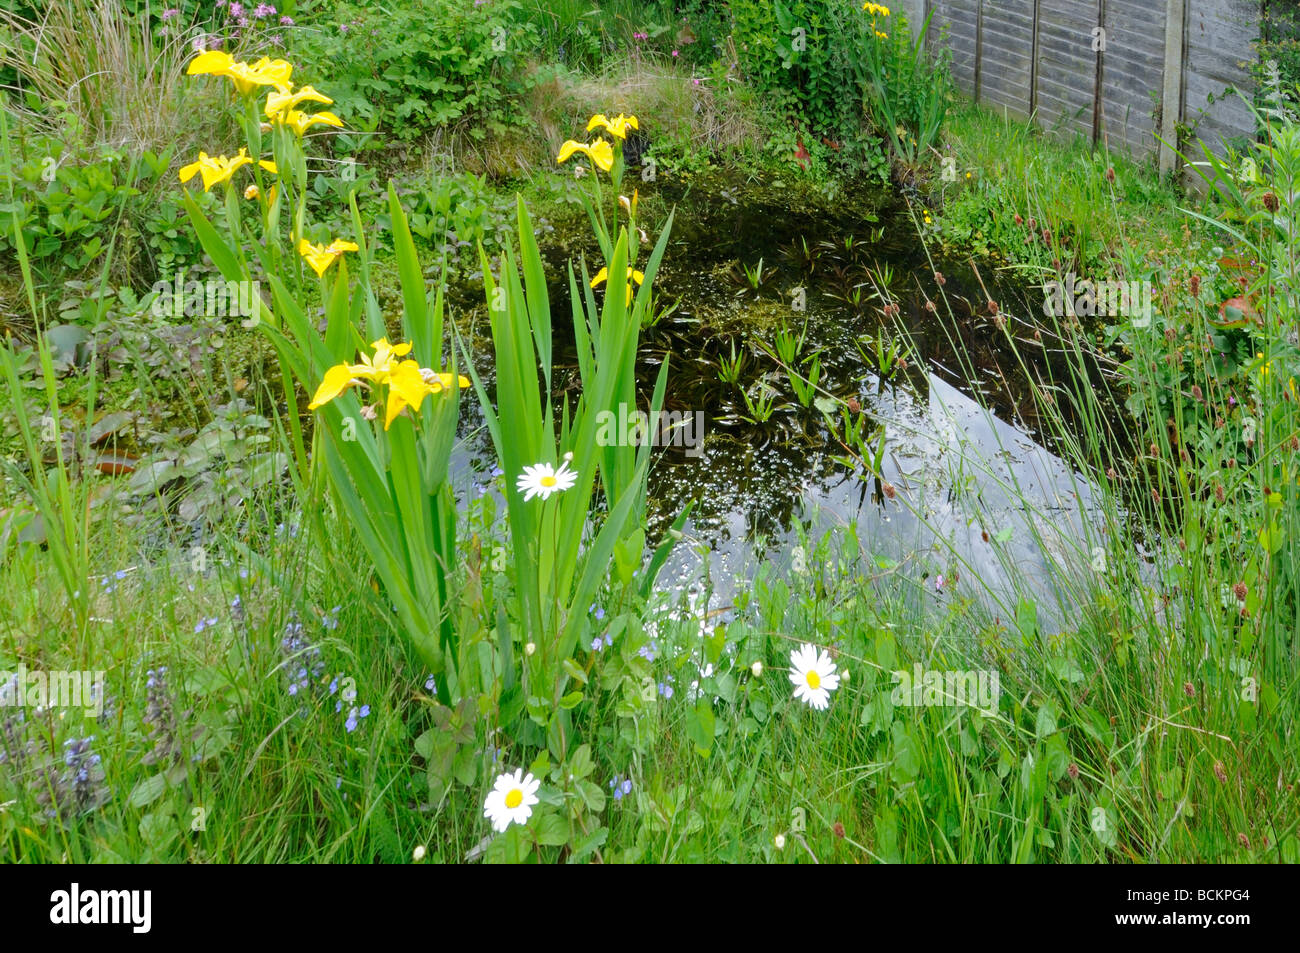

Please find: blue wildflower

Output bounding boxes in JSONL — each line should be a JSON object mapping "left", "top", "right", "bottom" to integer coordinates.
{"left": 279, "top": 612, "right": 326, "bottom": 699}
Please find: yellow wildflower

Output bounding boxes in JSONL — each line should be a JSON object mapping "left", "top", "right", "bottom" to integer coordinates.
{"left": 187, "top": 51, "right": 293, "bottom": 94}
{"left": 278, "top": 109, "right": 345, "bottom": 137}
{"left": 591, "top": 266, "right": 645, "bottom": 306}
{"left": 178, "top": 148, "right": 277, "bottom": 192}
{"left": 586, "top": 113, "right": 639, "bottom": 140}
{"left": 557, "top": 138, "right": 614, "bottom": 173}
{"left": 863, "top": 2, "right": 891, "bottom": 15}
{"left": 307, "top": 338, "right": 469, "bottom": 430}
{"left": 264, "top": 85, "right": 334, "bottom": 121}
{"left": 298, "top": 238, "right": 360, "bottom": 277}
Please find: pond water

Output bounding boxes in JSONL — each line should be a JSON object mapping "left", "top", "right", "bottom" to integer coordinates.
{"left": 454, "top": 172, "right": 1126, "bottom": 628}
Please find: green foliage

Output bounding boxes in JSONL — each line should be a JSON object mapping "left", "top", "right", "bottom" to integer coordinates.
{"left": 728, "top": 0, "right": 942, "bottom": 179}
{"left": 930, "top": 105, "right": 1191, "bottom": 275}
{"left": 287, "top": 0, "right": 538, "bottom": 145}
{"left": 0, "top": 136, "right": 176, "bottom": 282}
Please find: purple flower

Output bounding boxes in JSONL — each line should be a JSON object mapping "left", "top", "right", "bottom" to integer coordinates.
{"left": 228, "top": 2, "right": 244, "bottom": 18}
{"left": 424, "top": 675, "right": 437, "bottom": 693}
{"left": 161, "top": 7, "right": 179, "bottom": 19}
{"left": 254, "top": 2, "right": 277, "bottom": 17}
{"left": 279, "top": 15, "right": 294, "bottom": 26}
{"left": 590, "top": 604, "right": 605, "bottom": 621}
{"left": 592, "top": 636, "right": 605, "bottom": 651}
{"left": 345, "top": 709, "right": 359, "bottom": 732}
{"left": 672, "top": 50, "right": 679, "bottom": 57}
{"left": 658, "top": 681, "right": 673, "bottom": 698}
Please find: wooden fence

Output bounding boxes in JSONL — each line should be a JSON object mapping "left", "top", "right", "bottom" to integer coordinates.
{"left": 893, "top": 0, "right": 1260, "bottom": 169}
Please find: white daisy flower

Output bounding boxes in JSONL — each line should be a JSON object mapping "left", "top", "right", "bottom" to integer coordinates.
{"left": 516, "top": 460, "right": 578, "bottom": 501}
{"left": 789, "top": 643, "right": 839, "bottom": 710}
{"left": 483, "top": 768, "right": 540, "bottom": 833}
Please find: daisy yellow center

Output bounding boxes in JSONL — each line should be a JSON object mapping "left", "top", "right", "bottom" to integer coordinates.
{"left": 505, "top": 788, "right": 523, "bottom": 808}
{"left": 806, "top": 670, "right": 821, "bottom": 689}
{"left": 541, "top": 475, "right": 557, "bottom": 487}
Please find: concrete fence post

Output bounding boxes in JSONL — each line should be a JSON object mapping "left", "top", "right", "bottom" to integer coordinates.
{"left": 1158, "top": 0, "right": 1186, "bottom": 174}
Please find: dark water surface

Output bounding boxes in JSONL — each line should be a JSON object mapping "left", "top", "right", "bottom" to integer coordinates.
{"left": 453, "top": 172, "right": 1123, "bottom": 626}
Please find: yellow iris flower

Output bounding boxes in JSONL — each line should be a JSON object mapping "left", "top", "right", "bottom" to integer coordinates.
{"left": 586, "top": 113, "right": 639, "bottom": 140}
{"left": 264, "top": 85, "right": 334, "bottom": 121}
{"left": 277, "top": 108, "right": 345, "bottom": 137}
{"left": 382, "top": 362, "right": 469, "bottom": 429}
{"left": 187, "top": 50, "right": 293, "bottom": 94}
{"left": 863, "top": 2, "right": 891, "bottom": 16}
{"left": 557, "top": 138, "right": 614, "bottom": 173}
{"left": 308, "top": 338, "right": 470, "bottom": 430}
{"left": 179, "top": 148, "right": 277, "bottom": 192}
{"left": 298, "top": 238, "right": 360, "bottom": 277}
{"left": 307, "top": 336, "right": 407, "bottom": 409}
{"left": 591, "top": 266, "right": 645, "bottom": 305}
{"left": 357, "top": 337, "right": 411, "bottom": 380}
